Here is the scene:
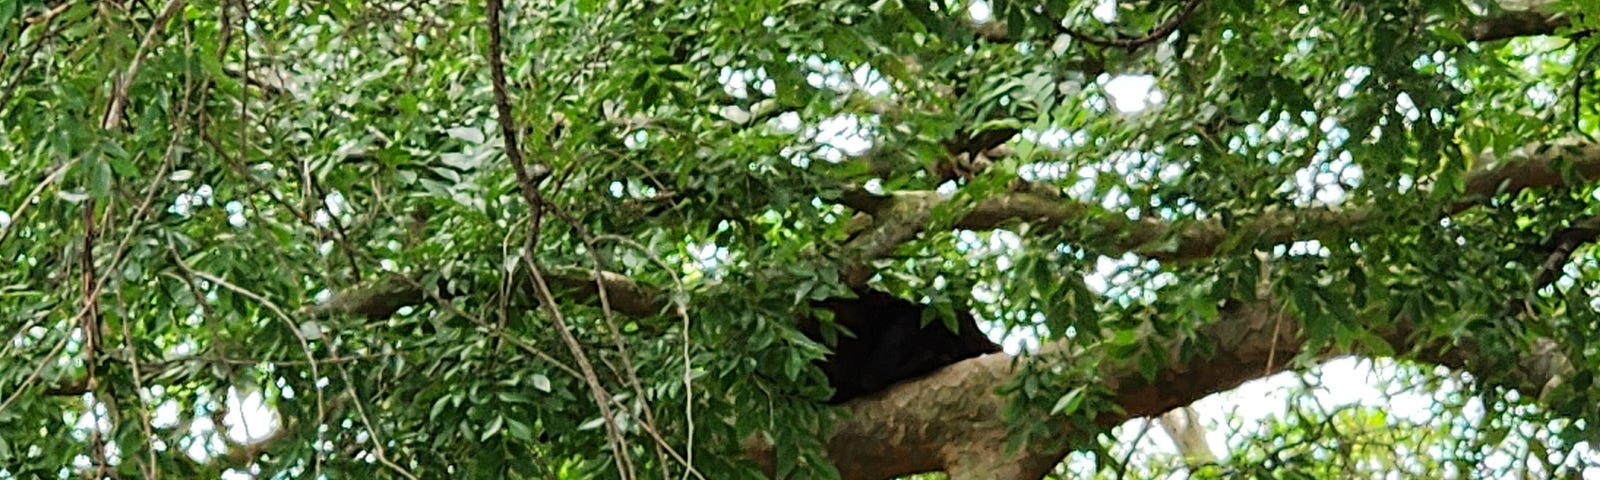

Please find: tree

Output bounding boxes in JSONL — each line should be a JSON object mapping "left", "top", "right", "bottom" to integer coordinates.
{"left": 2, "top": 0, "right": 1597, "bottom": 478}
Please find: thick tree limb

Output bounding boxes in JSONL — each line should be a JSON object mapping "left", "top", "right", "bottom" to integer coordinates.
{"left": 747, "top": 298, "right": 1573, "bottom": 480}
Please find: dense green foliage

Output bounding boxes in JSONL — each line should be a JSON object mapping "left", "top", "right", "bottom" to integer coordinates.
{"left": 1, "top": 0, "right": 1598, "bottom": 478}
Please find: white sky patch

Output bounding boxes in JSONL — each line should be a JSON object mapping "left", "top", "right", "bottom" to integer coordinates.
{"left": 1082, "top": 252, "right": 1171, "bottom": 304}
{"left": 73, "top": 395, "right": 112, "bottom": 437}
{"left": 1103, "top": 74, "right": 1161, "bottom": 113}
{"left": 624, "top": 130, "right": 649, "bottom": 149}
{"left": 813, "top": 115, "right": 874, "bottom": 161}
{"left": 324, "top": 190, "right": 347, "bottom": 218}
{"left": 152, "top": 400, "right": 182, "bottom": 429}
{"left": 852, "top": 64, "right": 892, "bottom": 96}
{"left": 225, "top": 200, "right": 248, "bottom": 228}
{"left": 1320, "top": 116, "right": 1351, "bottom": 147}
{"left": 971, "top": 0, "right": 1114, "bottom": 26}
{"left": 222, "top": 467, "right": 259, "bottom": 480}
{"left": 1528, "top": 83, "right": 1558, "bottom": 107}
{"left": 168, "top": 184, "right": 215, "bottom": 217}
{"left": 170, "top": 339, "right": 197, "bottom": 357}
{"left": 1336, "top": 66, "right": 1371, "bottom": 98}
{"left": 183, "top": 417, "right": 226, "bottom": 463}
{"left": 863, "top": 178, "right": 885, "bottom": 195}
{"left": 773, "top": 111, "right": 802, "bottom": 133}
{"left": 1286, "top": 151, "right": 1363, "bottom": 206}
{"left": 686, "top": 242, "right": 731, "bottom": 279}
{"left": 1018, "top": 160, "right": 1073, "bottom": 182}
{"left": 719, "top": 67, "right": 750, "bottom": 98}
{"left": 1395, "top": 92, "right": 1421, "bottom": 122}
{"left": 1092, "top": 0, "right": 1118, "bottom": 22}
{"left": 1261, "top": 111, "right": 1311, "bottom": 144}
{"left": 1022, "top": 126, "right": 1086, "bottom": 150}
{"left": 225, "top": 388, "right": 280, "bottom": 444}
{"left": 1270, "top": 240, "right": 1331, "bottom": 259}
{"left": 968, "top": 0, "right": 992, "bottom": 23}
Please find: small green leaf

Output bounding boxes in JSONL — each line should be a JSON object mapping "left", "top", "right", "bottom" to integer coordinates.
{"left": 481, "top": 415, "right": 504, "bottom": 441}
{"left": 578, "top": 416, "right": 606, "bottom": 431}
{"left": 1050, "top": 387, "right": 1086, "bottom": 416}
{"left": 429, "top": 396, "right": 450, "bottom": 421}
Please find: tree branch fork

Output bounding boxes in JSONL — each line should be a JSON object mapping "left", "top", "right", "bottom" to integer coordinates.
{"left": 256, "top": 5, "right": 1593, "bottom": 476}
{"left": 297, "top": 137, "right": 1600, "bottom": 478}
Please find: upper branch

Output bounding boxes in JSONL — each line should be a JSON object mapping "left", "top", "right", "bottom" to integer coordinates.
{"left": 311, "top": 269, "right": 665, "bottom": 322}
{"left": 856, "top": 137, "right": 1600, "bottom": 263}
{"left": 1465, "top": 9, "right": 1573, "bottom": 42}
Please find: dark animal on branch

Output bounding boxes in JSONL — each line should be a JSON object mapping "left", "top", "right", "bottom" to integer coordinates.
{"left": 805, "top": 289, "right": 1003, "bottom": 403}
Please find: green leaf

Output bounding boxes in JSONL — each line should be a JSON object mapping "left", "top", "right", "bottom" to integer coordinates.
{"left": 430, "top": 395, "right": 451, "bottom": 421}
{"left": 481, "top": 415, "right": 504, "bottom": 441}
{"left": 1050, "top": 387, "right": 1086, "bottom": 416}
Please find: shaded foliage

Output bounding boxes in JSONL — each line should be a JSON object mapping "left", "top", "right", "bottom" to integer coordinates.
{"left": 1, "top": 0, "right": 1598, "bottom": 479}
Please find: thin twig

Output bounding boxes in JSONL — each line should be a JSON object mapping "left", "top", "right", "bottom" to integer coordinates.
{"left": 1114, "top": 418, "right": 1156, "bottom": 480}
{"left": 328, "top": 347, "right": 420, "bottom": 480}
{"left": 549, "top": 203, "right": 673, "bottom": 476}
{"left": 101, "top": 0, "right": 185, "bottom": 130}
{"left": 522, "top": 255, "right": 635, "bottom": 477}
{"left": 0, "top": 161, "right": 77, "bottom": 248}
{"left": 0, "top": 334, "right": 72, "bottom": 414}
{"left": 0, "top": 2, "right": 70, "bottom": 113}
{"left": 393, "top": 274, "right": 583, "bottom": 380}
{"left": 171, "top": 264, "right": 331, "bottom": 475}
{"left": 594, "top": 234, "right": 704, "bottom": 480}
{"left": 138, "top": 346, "right": 406, "bottom": 370}
{"left": 111, "top": 286, "right": 159, "bottom": 480}
{"left": 484, "top": 0, "right": 635, "bottom": 476}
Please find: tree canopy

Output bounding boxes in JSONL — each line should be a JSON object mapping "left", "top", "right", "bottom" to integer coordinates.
{"left": 2, "top": 0, "right": 1598, "bottom": 479}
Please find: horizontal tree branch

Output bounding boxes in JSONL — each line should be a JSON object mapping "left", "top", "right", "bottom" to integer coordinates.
{"left": 324, "top": 138, "right": 1600, "bottom": 322}
{"left": 311, "top": 268, "right": 665, "bottom": 321}
{"left": 749, "top": 296, "right": 1573, "bottom": 480}
{"left": 854, "top": 137, "right": 1600, "bottom": 263}
{"left": 1465, "top": 9, "right": 1573, "bottom": 42}
{"left": 968, "top": 5, "right": 1573, "bottom": 44}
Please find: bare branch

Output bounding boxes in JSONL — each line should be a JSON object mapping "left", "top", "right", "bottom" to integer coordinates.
{"left": 918, "top": 138, "right": 1600, "bottom": 263}
{"left": 1465, "top": 9, "right": 1572, "bottom": 42}
{"left": 312, "top": 268, "right": 666, "bottom": 321}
